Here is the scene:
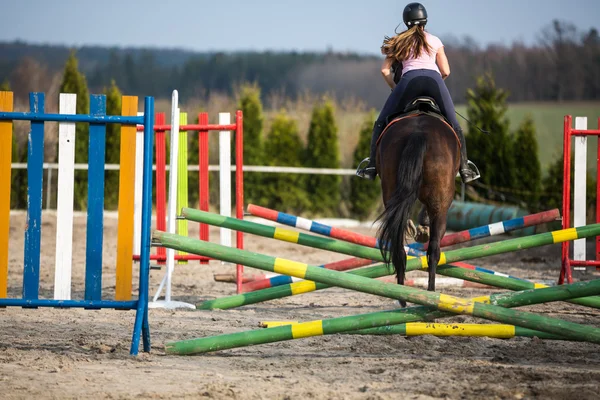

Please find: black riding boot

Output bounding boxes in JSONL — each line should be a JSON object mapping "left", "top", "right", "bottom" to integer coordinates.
{"left": 356, "top": 121, "right": 386, "bottom": 180}
{"left": 456, "top": 127, "right": 480, "bottom": 183}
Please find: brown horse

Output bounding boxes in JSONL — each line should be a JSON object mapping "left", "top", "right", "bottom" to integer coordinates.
{"left": 375, "top": 110, "right": 460, "bottom": 307}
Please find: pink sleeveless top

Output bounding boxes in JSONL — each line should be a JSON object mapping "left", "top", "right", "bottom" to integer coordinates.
{"left": 401, "top": 31, "right": 444, "bottom": 76}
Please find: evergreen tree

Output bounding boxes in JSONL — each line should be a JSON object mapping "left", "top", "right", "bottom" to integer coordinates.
{"left": 59, "top": 50, "right": 90, "bottom": 210}
{"left": 465, "top": 73, "right": 516, "bottom": 198}
{"left": 1, "top": 80, "right": 25, "bottom": 209}
{"left": 349, "top": 111, "right": 381, "bottom": 219}
{"left": 236, "top": 82, "right": 265, "bottom": 205}
{"left": 304, "top": 98, "right": 341, "bottom": 215}
{"left": 541, "top": 151, "right": 597, "bottom": 222}
{"left": 262, "top": 111, "right": 308, "bottom": 212}
{"left": 10, "top": 143, "right": 28, "bottom": 210}
{"left": 512, "top": 115, "right": 542, "bottom": 208}
{"left": 540, "top": 154, "right": 564, "bottom": 211}
{"left": 103, "top": 80, "right": 122, "bottom": 210}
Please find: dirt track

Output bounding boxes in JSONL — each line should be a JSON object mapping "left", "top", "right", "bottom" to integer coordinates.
{"left": 1, "top": 211, "right": 600, "bottom": 399}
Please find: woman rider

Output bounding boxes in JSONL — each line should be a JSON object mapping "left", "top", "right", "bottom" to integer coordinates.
{"left": 356, "top": 2, "right": 480, "bottom": 183}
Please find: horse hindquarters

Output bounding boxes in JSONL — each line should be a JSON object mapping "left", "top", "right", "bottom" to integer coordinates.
{"left": 377, "top": 133, "right": 428, "bottom": 307}
{"left": 421, "top": 134, "right": 458, "bottom": 292}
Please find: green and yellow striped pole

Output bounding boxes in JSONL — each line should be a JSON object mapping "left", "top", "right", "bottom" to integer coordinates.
{"left": 176, "top": 112, "right": 189, "bottom": 264}
{"left": 182, "top": 208, "right": 383, "bottom": 261}
{"left": 190, "top": 217, "right": 600, "bottom": 310}
{"left": 259, "top": 321, "right": 571, "bottom": 340}
{"left": 198, "top": 263, "right": 393, "bottom": 309}
{"left": 163, "top": 276, "right": 600, "bottom": 355}
{"left": 154, "top": 229, "right": 600, "bottom": 352}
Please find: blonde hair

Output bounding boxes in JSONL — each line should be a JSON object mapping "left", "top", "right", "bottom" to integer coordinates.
{"left": 381, "top": 25, "right": 432, "bottom": 62}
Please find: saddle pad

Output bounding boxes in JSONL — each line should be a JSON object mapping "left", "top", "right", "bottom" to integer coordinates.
{"left": 376, "top": 112, "right": 461, "bottom": 148}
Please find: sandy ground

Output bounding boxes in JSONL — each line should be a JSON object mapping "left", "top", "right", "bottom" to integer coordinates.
{"left": 2, "top": 210, "right": 600, "bottom": 400}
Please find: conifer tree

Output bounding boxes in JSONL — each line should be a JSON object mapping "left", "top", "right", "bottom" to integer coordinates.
{"left": 512, "top": 115, "right": 541, "bottom": 207}
{"left": 262, "top": 111, "right": 308, "bottom": 211}
{"left": 541, "top": 152, "right": 597, "bottom": 221}
{"left": 349, "top": 111, "right": 381, "bottom": 219}
{"left": 304, "top": 98, "right": 341, "bottom": 215}
{"left": 541, "top": 155, "right": 564, "bottom": 211}
{"left": 237, "top": 83, "right": 265, "bottom": 205}
{"left": 1, "top": 80, "right": 26, "bottom": 209}
{"left": 59, "top": 50, "right": 90, "bottom": 210}
{"left": 465, "top": 73, "right": 516, "bottom": 196}
{"left": 103, "top": 80, "right": 122, "bottom": 210}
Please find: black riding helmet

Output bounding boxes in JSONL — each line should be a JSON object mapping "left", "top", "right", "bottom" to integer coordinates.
{"left": 403, "top": 2, "right": 428, "bottom": 28}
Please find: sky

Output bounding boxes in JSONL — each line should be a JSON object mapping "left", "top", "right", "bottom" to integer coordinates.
{"left": 1, "top": 0, "right": 599, "bottom": 55}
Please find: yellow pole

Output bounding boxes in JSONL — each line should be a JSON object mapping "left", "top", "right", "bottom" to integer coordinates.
{"left": 115, "top": 96, "right": 138, "bottom": 300}
{"left": 0, "top": 91, "right": 14, "bottom": 298}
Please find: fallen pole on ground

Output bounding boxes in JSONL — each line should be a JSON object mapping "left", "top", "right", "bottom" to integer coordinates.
{"left": 153, "top": 228, "right": 600, "bottom": 349}
{"left": 156, "top": 249, "right": 600, "bottom": 354}
{"left": 182, "top": 209, "right": 529, "bottom": 297}
{"left": 184, "top": 211, "right": 600, "bottom": 310}
{"left": 258, "top": 321, "right": 572, "bottom": 340}
{"left": 242, "top": 256, "right": 376, "bottom": 292}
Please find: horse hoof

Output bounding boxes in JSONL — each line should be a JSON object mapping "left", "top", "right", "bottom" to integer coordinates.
{"left": 414, "top": 226, "right": 430, "bottom": 243}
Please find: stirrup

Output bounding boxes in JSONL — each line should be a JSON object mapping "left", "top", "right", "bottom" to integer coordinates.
{"left": 458, "top": 161, "right": 481, "bottom": 183}
{"left": 356, "top": 157, "right": 377, "bottom": 180}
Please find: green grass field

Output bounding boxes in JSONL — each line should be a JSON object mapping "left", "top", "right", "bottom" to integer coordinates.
{"left": 456, "top": 102, "right": 600, "bottom": 175}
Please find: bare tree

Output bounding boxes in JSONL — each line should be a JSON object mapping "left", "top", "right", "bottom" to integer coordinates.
{"left": 537, "top": 20, "right": 582, "bottom": 101}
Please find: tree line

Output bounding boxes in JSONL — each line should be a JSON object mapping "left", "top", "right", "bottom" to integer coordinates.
{"left": 4, "top": 32, "right": 596, "bottom": 219}
{"left": 1, "top": 20, "right": 599, "bottom": 107}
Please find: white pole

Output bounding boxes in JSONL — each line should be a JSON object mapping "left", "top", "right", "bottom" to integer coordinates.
{"left": 149, "top": 90, "right": 194, "bottom": 309}
{"left": 165, "top": 93, "right": 180, "bottom": 303}
{"left": 573, "top": 116, "right": 588, "bottom": 266}
{"left": 219, "top": 113, "right": 232, "bottom": 249}
{"left": 133, "top": 111, "right": 145, "bottom": 259}
{"left": 54, "top": 93, "right": 76, "bottom": 300}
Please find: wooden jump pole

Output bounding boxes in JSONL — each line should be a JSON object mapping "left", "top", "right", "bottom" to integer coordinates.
{"left": 246, "top": 204, "right": 560, "bottom": 250}
{"left": 154, "top": 246, "right": 600, "bottom": 355}
{"left": 180, "top": 210, "right": 600, "bottom": 310}
{"left": 153, "top": 229, "right": 600, "bottom": 355}
{"left": 258, "top": 321, "right": 572, "bottom": 340}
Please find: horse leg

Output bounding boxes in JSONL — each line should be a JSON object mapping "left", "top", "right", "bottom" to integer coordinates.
{"left": 418, "top": 206, "right": 430, "bottom": 226}
{"left": 415, "top": 206, "right": 430, "bottom": 243}
{"left": 396, "top": 249, "right": 407, "bottom": 308}
{"left": 426, "top": 212, "right": 447, "bottom": 292}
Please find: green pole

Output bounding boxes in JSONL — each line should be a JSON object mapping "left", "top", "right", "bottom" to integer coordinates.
{"left": 163, "top": 277, "right": 600, "bottom": 355}
{"left": 154, "top": 230, "right": 600, "bottom": 348}
{"left": 350, "top": 324, "right": 573, "bottom": 340}
{"left": 182, "top": 208, "right": 383, "bottom": 261}
{"left": 176, "top": 112, "right": 189, "bottom": 263}
{"left": 188, "top": 213, "right": 600, "bottom": 309}
{"left": 197, "top": 260, "right": 600, "bottom": 311}
{"left": 260, "top": 321, "right": 571, "bottom": 340}
{"left": 198, "top": 263, "right": 393, "bottom": 309}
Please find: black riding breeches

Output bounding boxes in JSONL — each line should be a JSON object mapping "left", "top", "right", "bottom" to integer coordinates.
{"left": 376, "top": 68, "right": 461, "bottom": 131}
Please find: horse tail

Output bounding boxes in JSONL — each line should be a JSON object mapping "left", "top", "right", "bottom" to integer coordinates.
{"left": 376, "top": 132, "right": 427, "bottom": 286}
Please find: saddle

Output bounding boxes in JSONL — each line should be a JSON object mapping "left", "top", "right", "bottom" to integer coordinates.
{"left": 386, "top": 97, "right": 449, "bottom": 125}
{"left": 376, "top": 97, "right": 460, "bottom": 147}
